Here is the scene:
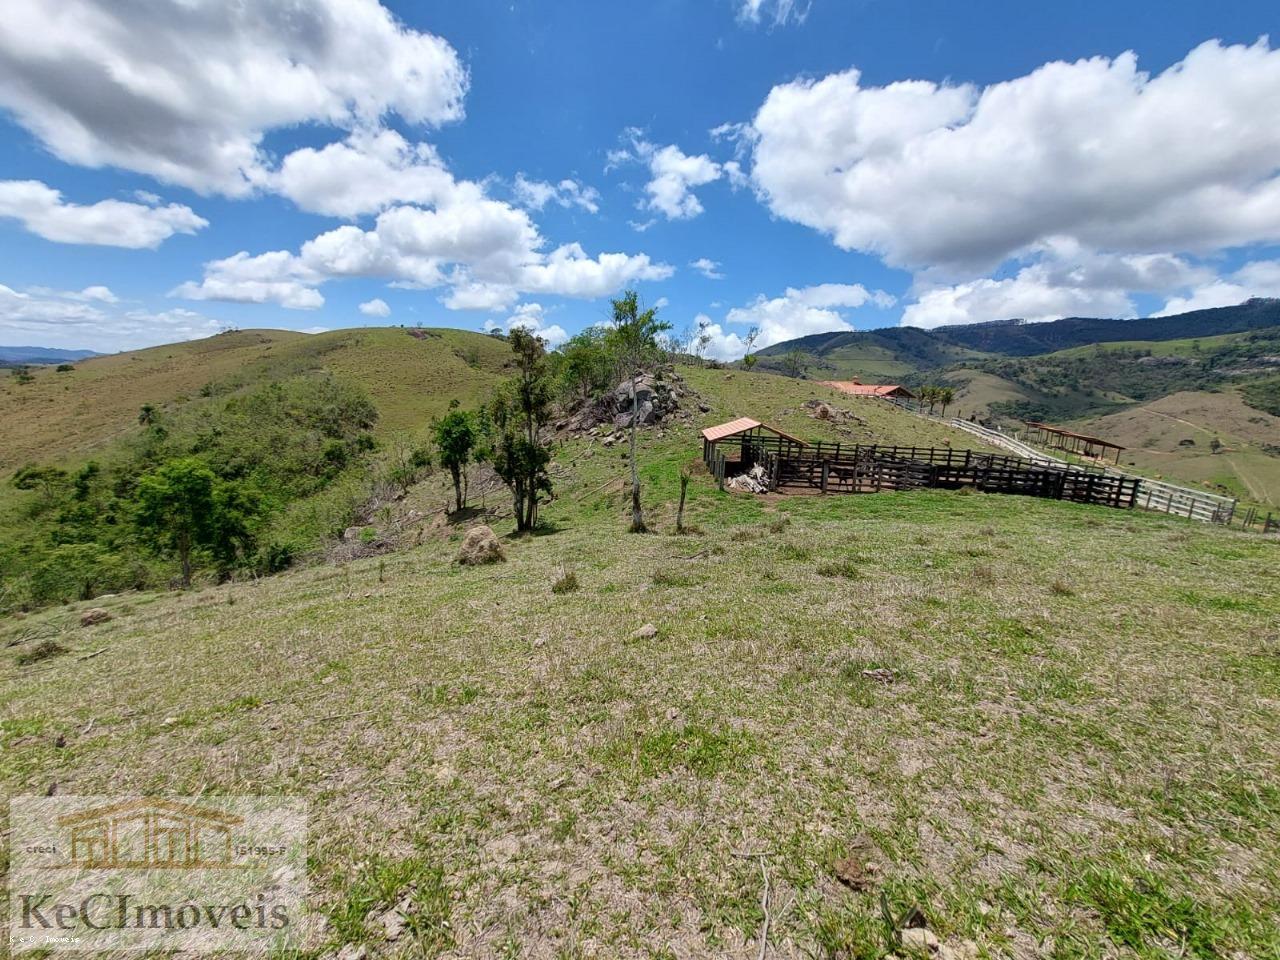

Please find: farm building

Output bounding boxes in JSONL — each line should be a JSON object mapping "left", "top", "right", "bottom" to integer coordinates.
{"left": 821, "top": 380, "right": 916, "bottom": 400}
{"left": 700, "top": 417, "right": 807, "bottom": 476}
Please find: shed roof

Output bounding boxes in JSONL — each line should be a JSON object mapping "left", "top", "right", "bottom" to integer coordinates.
{"left": 822, "top": 381, "right": 914, "bottom": 398}
{"left": 1024, "top": 421, "right": 1125, "bottom": 451}
{"left": 700, "top": 417, "right": 807, "bottom": 445}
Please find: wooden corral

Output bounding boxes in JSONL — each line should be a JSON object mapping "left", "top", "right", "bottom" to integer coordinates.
{"left": 701, "top": 417, "right": 1140, "bottom": 511}
{"left": 761, "top": 444, "right": 1140, "bottom": 509}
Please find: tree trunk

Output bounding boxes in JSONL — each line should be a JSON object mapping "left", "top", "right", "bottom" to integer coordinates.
{"left": 451, "top": 464, "right": 463, "bottom": 512}
{"left": 676, "top": 473, "right": 689, "bottom": 533}
{"left": 178, "top": 531, "right": 192, "bottom": 588}
{"left": 629, "top": 371, "right": 645, "bottom": 532}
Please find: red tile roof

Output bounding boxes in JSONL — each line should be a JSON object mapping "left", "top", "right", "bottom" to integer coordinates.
{"left": 821, "top": 381, "right": 913, "bottom": 397}
{"left": 701, "top": 417, "right": 761, "bottom": 442}
{"left": 700, "top": 417, "right": 807, "bottom": 445}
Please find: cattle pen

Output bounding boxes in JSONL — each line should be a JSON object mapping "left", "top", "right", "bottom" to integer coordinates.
{"left": 701, "top": 418, "right": 1141, "bottom": 511}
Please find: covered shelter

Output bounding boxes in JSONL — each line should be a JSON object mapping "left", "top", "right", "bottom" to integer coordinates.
{"left": 1023, "top": 421, "right": 1125, "bottom": 464}
{"left": 701, "top": 417, "right": 807, "bottom": 479}
{"left": 822, "top": 381, "right": 916, "bottom": 400}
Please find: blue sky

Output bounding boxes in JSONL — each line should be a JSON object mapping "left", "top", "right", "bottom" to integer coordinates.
{"left": 1, "top": 0, "right": 1278, "bottom": 353}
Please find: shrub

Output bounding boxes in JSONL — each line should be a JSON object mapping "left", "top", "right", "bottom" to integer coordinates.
{"left": 551, "top": 567, "right": 579, "bottom": 594}
{"left": 17, "top": 639, "right": 68, "bottom": 666}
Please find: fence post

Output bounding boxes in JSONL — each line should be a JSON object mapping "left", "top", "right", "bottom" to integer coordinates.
{"left": 820, "top": 461, "right": 829, "bottom": 494}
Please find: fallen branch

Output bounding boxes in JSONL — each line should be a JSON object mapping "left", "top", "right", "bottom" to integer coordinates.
{"left": 77, "top": 647, "right": 108, "bottom": 661}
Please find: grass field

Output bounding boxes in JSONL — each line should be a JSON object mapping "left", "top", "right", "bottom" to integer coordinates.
{"left": 3, "top": 364, "right": 1279, "bottom": 959}
{"left": 1076, "top": 390, "right": 1280, "bottom": 507}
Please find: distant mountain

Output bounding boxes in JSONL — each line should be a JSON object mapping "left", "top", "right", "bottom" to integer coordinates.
{"left": 757, "top": 298, "right": 1280, "bottom": 371}
{"left": 754, "top": 298, "right": 1280, "bottom": 390}
{"left": 924, "top": 297, "right": 1280, "bottom": 356}
{"left": 0, "top": 345, "right": 100, "bottom": 364}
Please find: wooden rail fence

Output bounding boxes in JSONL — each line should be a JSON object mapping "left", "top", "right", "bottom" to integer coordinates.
{"left": 709, "top": 442, "right": 1141, "bottom": 510}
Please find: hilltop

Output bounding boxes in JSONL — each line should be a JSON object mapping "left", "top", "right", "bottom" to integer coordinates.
{"left": 3, "top": 347, "right": 1278, "bottom": 959}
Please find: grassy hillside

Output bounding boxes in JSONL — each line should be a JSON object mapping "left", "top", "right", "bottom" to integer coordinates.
{"left": 754, "top": 328, "right": 985, "bottom": 383}
{"left": 753, "top": 299, "right": 1280, "bottom": 385}
{"left": 4, "top": 367, "right": 1278, "bottom": 957}
{"left": 0, "top": 327, "right": 513, "bottom": 471}
{"left": 1076, "top": 390, "right": 1280, "bottom": 506}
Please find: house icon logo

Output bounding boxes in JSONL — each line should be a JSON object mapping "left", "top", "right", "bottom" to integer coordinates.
{"left": 56, "top": 799, "right": 244, "bottom": 870}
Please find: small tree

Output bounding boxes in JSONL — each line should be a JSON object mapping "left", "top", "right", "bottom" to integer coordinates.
{"left": 138, "top": 403, "right": 158, "bottom": 426}
{"left": 740, "top": 326, "right": 761, "bottom": 371}
{"left": 694, "top": 317, "right": 712, "bottom": 368}
{"left": 781, "top": 349, "right": 807, "bottom": 379}
{"left": 489, "top": 328, "right": 554, "bottom": 532}
{"left": 133, "top": 458, "right": 218, "bottom": 587}
{"left": 433, "top": 400, "right": 479, "bottom": 512}
{"left": 605, "top": 290, "right": 671, "bottom": 533}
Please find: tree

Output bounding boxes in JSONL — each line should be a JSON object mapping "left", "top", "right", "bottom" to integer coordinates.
{"left": 138, "top": 403, "right": 158, "bottom": 426}
{"left": 781, "top": 349, "right": 807, "bottom": 379}
{"left": 605, "top": 290, "right": 671, "bottom": 533}
{"left": 433, "top": 400, "right": 480, "bottom": 512}
{"left": 740, "top": 326, "right": 761, "bottom": 371}
{"left": 133, "top": 458, "right": 219, "bottom": 587}
{"left": 693, "top": 317, "right": 712, "bottom": 368}
{"left": 488, "top": 328, "right": 554, "bottom": 532}
{"left": 920, "top": 386, "right": 939, "bottom": 414}
{"left": 555, "top": 328, "right": 613, "bottom": 402}
{"left": 937, "top": 387, "right": 955, "bottom": 417}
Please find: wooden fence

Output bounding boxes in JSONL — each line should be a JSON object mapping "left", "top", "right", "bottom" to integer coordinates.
{"left": 950, "top": 418, "right": 1238, "bottom": 524}
{"left": 752, "top": 444, "right": 1140, "bottom": 509}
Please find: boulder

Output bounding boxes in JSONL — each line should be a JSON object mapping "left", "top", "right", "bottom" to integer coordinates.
{"left": 80, "top": 608, "right": 111, "bottom": 627}
{"left": 457, "top": 525, "right": 505, "bottom": 565}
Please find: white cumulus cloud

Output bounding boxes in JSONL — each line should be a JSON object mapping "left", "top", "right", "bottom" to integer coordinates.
{"left": 358, "top": 298, "right": 391, "bottom": 318}
{"left": 747, "top": 40, "right": 1280, "bottom": 274}
{"left": 512, "top": 174, "right": 601, "bottom": 214}
{"left": 0, "top": 180, "right": 206, "bottom": 248}
{"left": 690, "top": 258, "right": 724, "bottom": 280}
{"left": 173, "top": 207, "right": 671, "bottom": 311}
{"left": 726, "top": 283, "right": 894, "bottom": 350}
{"left": 0, "top": 283, "right": 221, "bottom": 350}
{"left": 1153, "top": 259, "right": 1280, "bottom": 316}
{"left": 611, "top": 130, "right": 723, "bottom": 222}
{"left": 0, "top": 0, "right": 467, "bottom": 196}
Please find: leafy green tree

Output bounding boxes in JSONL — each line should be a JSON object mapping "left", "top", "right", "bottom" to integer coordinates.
{"left": 433, "top": 400, "right": 480, "bottom": 512}
{"left": 138, "top": 403, "right": 158, "bottom": 426}
{"left": 605, "top": 290, "right": 672, "bottom": 533}
{"left": 489, "top": 329, "right": 554, "bottom": 532}
{"left": 134, "top": 457, "right": 255, "bottom": 586}
{"left": 554, "top": 328, "right": 613, "bottom": 401}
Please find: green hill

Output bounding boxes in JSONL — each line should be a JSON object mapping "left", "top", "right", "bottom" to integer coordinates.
{"left": 755, "top": 298, "right": 1280, "bottom": 384}
{"left": 0, "top": 327, "right": 514, "bottom": 471}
